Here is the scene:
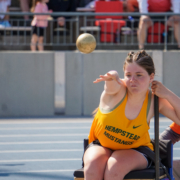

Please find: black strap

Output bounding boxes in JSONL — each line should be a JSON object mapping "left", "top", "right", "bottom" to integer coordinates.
{"left": 135, "top": 146, "right": 172, "bottom": 180}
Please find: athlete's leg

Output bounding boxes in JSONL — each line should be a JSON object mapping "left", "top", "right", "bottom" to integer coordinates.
{"left": 83, "top": 145, "right": 112, "bottom": 180}
{"left": 104, "top": 149, "right": 148, "bottom": 180}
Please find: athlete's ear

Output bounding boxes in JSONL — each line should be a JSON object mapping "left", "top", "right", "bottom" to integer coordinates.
{"left": 149, "top": 73, "right": 154, "bottom": 83}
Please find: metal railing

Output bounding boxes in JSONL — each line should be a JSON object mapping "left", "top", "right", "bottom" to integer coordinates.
{"left": 0, "top": 12, "right": 179, "bottom": 50}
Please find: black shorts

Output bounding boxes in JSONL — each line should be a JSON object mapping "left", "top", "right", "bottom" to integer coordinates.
{"left": 150, "top": 16, "right": 170, "bottom": 23}
{"left": 32, "top": 26, "right": 45, "bottom": 37}
{"left": 83, "top": 139, "right": 152, "bottom": 168}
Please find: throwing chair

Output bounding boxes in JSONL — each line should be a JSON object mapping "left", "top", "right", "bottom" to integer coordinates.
{"left": 74, "top": 96, "right": 174, "bottom": 180}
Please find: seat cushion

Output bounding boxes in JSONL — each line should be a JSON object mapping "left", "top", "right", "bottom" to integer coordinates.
{"left": 95, "top": 20, "right": 126, "bottom": 33}
{"left": 74, "top": 167, "right": 166, "bottom": 179}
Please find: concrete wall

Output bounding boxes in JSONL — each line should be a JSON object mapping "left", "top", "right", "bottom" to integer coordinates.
{"left": 0, "top": 50, "right": 179, "bottom": 117}
{"left": 0, "top": 52, "right": 54, "bottom": 117}
{"left": 163, "top": 51, "right": 180, "bottom": 97}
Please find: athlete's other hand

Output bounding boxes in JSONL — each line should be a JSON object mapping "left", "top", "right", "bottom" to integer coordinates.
{"left": 151, "top": 80, "right": 170, "bottom": 99}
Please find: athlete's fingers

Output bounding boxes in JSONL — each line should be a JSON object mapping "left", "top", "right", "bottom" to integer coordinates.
{"left": 93, "top": 78, "right": 104, "bottom": 83}
{"left": 100, "top": 75, "right": 113, "bottom": 81}
{"left": 106, "top": 72, "right": 114, "bottom": 77}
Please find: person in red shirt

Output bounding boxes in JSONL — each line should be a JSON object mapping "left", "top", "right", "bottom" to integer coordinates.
{"left": 126, "top": 0, "right": 139, "bottom": 12}
{"left": 137, "top": 0, "right": 180, "bottom": 49}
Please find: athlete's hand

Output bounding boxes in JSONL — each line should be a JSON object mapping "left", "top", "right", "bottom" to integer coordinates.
{"left": 93, "top": 71, "right": 122, "bottom": 85}
{"left": 151, "top": 80, "right": 170, "bottom": 99}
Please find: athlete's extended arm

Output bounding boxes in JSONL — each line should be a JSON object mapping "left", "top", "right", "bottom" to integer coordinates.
{"left": 93, "top": 70, "right": 123, "bottom": 95}
{"left": 151, "top": 80, "right": 180, "bottom": 125}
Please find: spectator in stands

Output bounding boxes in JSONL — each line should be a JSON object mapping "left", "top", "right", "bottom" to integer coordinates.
{"left": 160, "top": 122, "right": 180, "bottom": 144}
{"left": 137, "top": 0, "right": 180, "bottom": 49}
{"left": 19, "top": 0, "right": 30, "bottom": 20}
{"left": 0, "top": 0, "right": 11, "bottom": 27}
{"left": 124, "top": 0, "right": 139, "bottom": 32}
{"left": 126, "top": 0, "right": 139, "bottom": 13}
{"left": 31, "top": 0, "right": 52, "bottom": 51}
{"left": 85, "top": 0, "right": 98, "bottom": 8}
{"left": 85, "top": 0, "right": 125, "bottom": 9}
{"left": 77, "top": 0, "right": 92, "bottom": 7}
{"left": 47, "top": 0, "right": 76, "bottom": 27}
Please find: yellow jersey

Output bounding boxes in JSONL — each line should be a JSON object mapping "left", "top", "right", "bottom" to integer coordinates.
{"left": 88, "top": 90, "right": 154, "bottom": 151}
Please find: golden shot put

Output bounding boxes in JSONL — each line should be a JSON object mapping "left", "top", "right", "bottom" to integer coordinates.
{"left": 76, "top": 33, "right": 96, "bottom": 54}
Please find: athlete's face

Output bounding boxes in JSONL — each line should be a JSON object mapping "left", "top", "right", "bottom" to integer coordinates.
{"left": 124, "top": 62, "right": 154, "bottom": 94}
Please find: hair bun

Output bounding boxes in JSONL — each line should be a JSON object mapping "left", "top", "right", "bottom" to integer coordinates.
{"left": 127, "top": 51, "right": 134, "bottom": 57}
{"left": 139, "top": 50, "right": 148, "bottom": 57}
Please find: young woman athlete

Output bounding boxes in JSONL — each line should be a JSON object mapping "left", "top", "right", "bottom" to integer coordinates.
{"left": 83, "top": 50, "right": 180, "bottom": 180}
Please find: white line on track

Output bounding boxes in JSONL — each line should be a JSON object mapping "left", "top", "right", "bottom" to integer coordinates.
{"left": 0, "top": 119, "right": 93, "bottom": 124}
{"left": 0, "top": 127, "right": 90, "bottom": 130}
{"left": 0, "top": 133, "right": 153, "bottom": 137}
{"left": 0, "top": 158, "right": 82, "bottom": 163}
{"left": 146, "top": 133, "right": 167, "bottom": 135}
{"left": 0, "top": 149, "right": 83, "bottom": 153}
{"left": 0, "top": 126, "right": 169, "bottom": 131}
{"left": 0, "top": 118, "right": 171, "bottom": 124}
{"left": 0, "top": 133, "right": 88, "bottom": 137}
{"left": 0, "top": 133, "right": 171, "bottom": 137}
{"left": 0, "top": 140, "right": 178, "bottom": 146}
{"left": 0, "top": 141, "right": 82, "bottom": 145}
{"left": 149, "top": 126, "right": 171, "bottom": 128}
{"left": 0, "top": 149, "right": 179, "bottom": 153}
{"left": 0, "top": 148, "right": 178, "bottom": 153}
{"left": 173, "top": 157, "right": 180, "bottom": 160}
{"left": 0, "top": 158, "right": 179, "bottom": 163}
{"left": 0, "top": 169, "right": 76, "bottom": 173}
{"left": 0, "top": 132, "right": 168, "bottom": 137}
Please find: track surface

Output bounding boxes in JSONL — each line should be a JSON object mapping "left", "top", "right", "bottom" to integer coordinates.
{"left": 0, "top": 117, "right": 179, "bottom": 180}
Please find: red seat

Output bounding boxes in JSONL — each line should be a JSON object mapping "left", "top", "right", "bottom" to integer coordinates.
{"left": 95, "top": 1, "right": 126, "bottom": 42}
{"left": 147, "top": 22, "right": 166, "bottom": 43}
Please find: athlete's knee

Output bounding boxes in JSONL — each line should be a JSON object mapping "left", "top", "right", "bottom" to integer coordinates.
{"left": 104, "top": 158, "right": 125, "bottom": 180}
{"left": 84, "top": 159, "right": 105, "bottom": 180}
{"left": 104, "top": 167, "right": 125, "bottom": 180}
